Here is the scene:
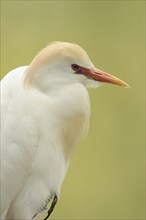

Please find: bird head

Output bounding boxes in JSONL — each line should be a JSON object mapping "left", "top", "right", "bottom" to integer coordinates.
{"left": 24, "top": 42, "right": 129, "bottom": 90}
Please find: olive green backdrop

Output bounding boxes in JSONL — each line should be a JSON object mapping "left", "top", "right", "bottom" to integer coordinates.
{"left": 1, "top": 0, "right": 145, "bottom": 219}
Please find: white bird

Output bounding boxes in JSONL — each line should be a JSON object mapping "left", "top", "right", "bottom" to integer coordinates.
{"left": 1, "top": 42, "right": 129, "bottom": 220}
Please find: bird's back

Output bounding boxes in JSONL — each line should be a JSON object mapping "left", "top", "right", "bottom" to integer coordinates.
{"left": 1, "top": 66, "right": 36, "bottom": 214}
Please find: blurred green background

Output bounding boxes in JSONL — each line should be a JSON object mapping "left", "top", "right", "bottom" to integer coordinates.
{"left": 1, "top": 0, "right": 145, "bottom": 219}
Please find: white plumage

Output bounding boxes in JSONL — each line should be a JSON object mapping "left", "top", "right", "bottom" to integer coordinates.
{"left": 1, "top": 42, "right": 128, "bottom": 220}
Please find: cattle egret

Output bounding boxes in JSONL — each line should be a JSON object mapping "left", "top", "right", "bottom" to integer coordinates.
{"left": 1, "top": 42, "right": 129, "bottom": 220}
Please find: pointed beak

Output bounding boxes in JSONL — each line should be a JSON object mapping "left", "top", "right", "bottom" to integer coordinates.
{"left": 82, "top": 67, "right": 129, "bottom": 87}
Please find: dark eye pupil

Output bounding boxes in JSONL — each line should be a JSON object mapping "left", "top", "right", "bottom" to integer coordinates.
{"left": 71, "top": 64, "right": 79, "bottom": 71}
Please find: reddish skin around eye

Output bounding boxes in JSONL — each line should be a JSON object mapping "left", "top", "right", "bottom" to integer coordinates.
{"left": 72, "top": 64, "right": 129, "bottom": 87}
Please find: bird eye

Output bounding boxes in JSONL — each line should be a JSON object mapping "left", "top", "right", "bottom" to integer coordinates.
{"left": 71, "top": 64, "right": 80, "bottom": 71}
